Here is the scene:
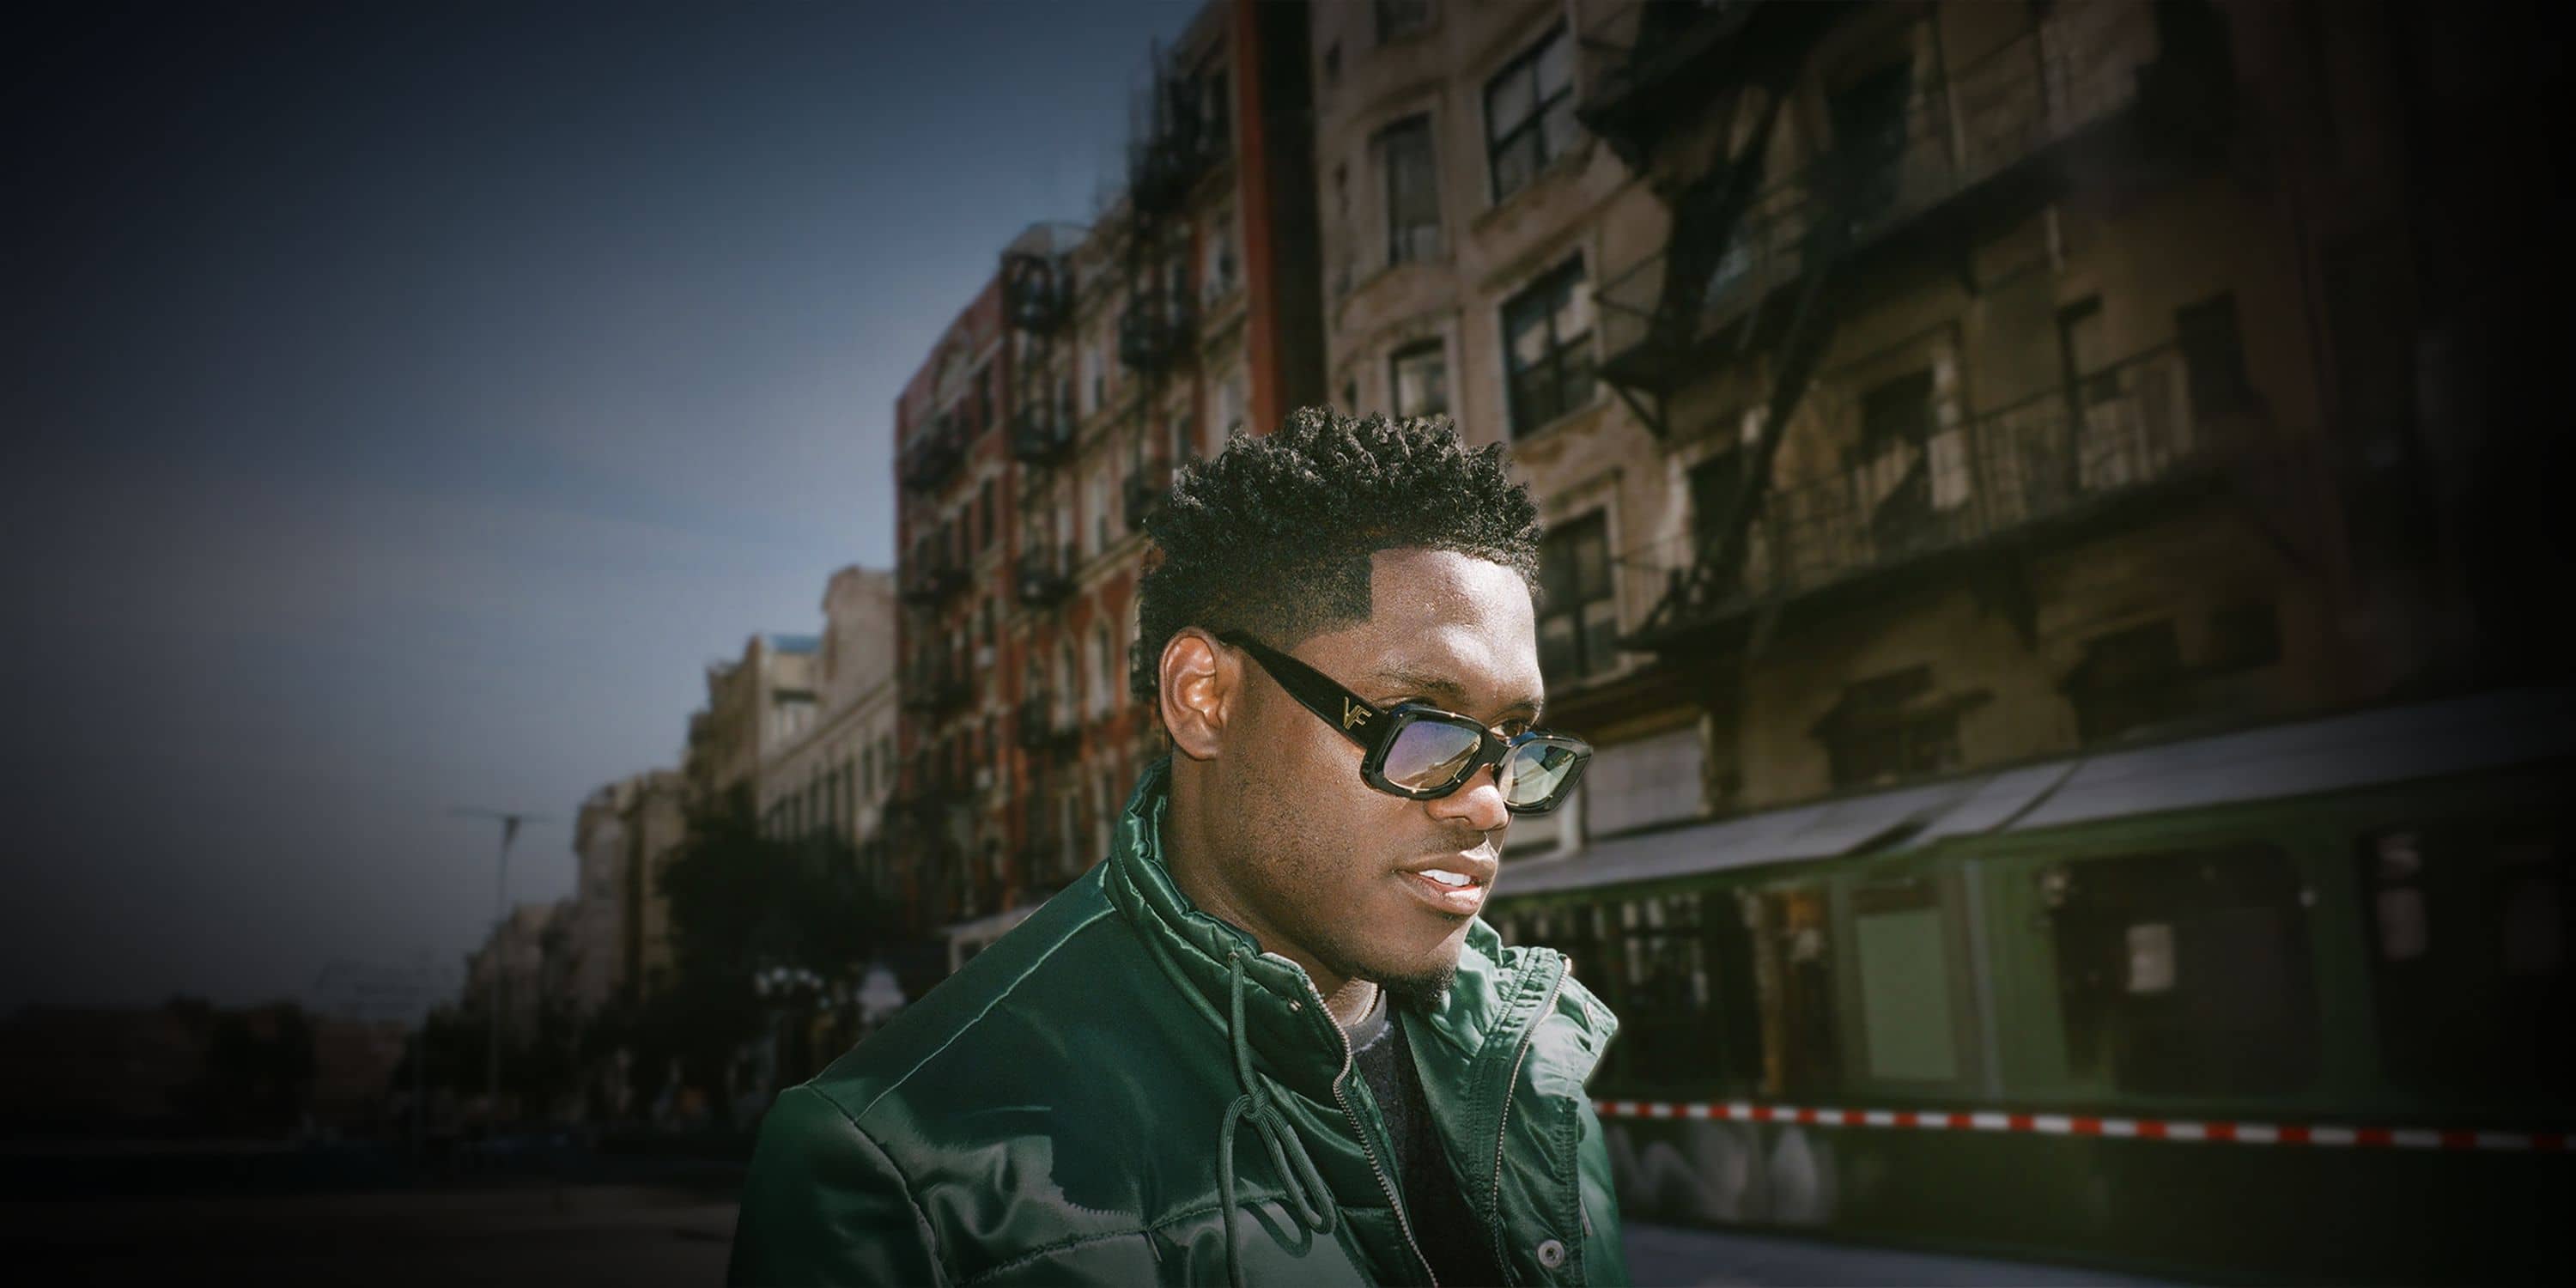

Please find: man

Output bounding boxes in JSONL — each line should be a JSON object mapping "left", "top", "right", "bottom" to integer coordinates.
{"left": 730, "top": 410, "right": 1626, "bottom": 1286}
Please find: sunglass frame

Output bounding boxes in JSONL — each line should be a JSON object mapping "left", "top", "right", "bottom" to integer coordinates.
{"left": 1216, "top": 630, "right": 1591, "bottom": 813}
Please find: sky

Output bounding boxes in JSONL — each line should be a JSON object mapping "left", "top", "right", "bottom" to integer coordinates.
{"left": 0, "top": 1, "right": 1201, "bottom": 1014}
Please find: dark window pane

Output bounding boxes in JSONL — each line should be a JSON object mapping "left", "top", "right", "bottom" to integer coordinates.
{"left": 2044, "top": 845, "right": 2323, "bottom": 1097}
{"left": 2178, "top": 293, "right": 2257, "bottom": 416}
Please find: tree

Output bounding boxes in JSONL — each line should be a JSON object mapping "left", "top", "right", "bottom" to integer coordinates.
{"left": 641, "top": 784, "right": 889, "bottom": 1102}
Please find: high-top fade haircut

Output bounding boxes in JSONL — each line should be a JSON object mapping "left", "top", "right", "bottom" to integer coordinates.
{"left": 1132, "top": 407, "right": 1542, "bottom": 703}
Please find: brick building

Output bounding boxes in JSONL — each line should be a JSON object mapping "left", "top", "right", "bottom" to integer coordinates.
{"left": 890, "top": 0, "right": 1325, "bottom": 968}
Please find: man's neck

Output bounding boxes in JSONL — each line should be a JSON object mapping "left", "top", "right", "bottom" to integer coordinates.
{"left": 1159, "top": 787, "right": 1379, "bottom": 1028}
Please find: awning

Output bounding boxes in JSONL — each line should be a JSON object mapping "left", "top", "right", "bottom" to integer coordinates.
{"left": 1497, "top": 687, "right": 2574, "bottom": 900}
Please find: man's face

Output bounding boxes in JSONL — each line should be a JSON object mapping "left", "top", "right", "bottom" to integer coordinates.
{"left": 1211, "top": 547, "right": 1543, "bottom": 1002}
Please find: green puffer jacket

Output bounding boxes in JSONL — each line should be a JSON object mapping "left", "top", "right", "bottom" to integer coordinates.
{"left": 729, "top": 759, "right": 1627, "bottom": 1286}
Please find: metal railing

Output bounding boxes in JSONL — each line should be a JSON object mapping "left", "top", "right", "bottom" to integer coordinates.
{"left": 1596, "top": 2, "right": 2162, "bottom": 382}
{"left": 897, "top": 426, "right": 966, "bottom": 494}
{"left": 1008, "top": 404, "right": 1074, "bottom": 466}
{"left": 1647, "top": 343, "right": 2234, "bottom": 628}
{"left": 1014, "top": 548, "right": 1072, "bottom": 608}
{"left": 896, "top": 550, "right": 967, "bottom": 605}
{"left": 1116, "top": 291, "right": 1197, "bottom": 375}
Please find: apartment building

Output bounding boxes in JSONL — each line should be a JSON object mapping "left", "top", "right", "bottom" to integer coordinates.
{"left": 756, "top": 566, "right": 900, "bottom": 896}
{"left": 890, "top": 0, "right": 1325, "bottom": 967}
{"left": 1303, "top": 0, "right": 2493, "bottom": 857}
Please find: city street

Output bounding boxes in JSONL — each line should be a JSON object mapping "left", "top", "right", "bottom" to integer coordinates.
{"left": 5, "top": 1183, "right": 2179, "bottom": 1287}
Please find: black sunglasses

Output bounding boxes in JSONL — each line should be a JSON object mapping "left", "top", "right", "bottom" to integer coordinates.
{"left": 1217, "top": 631, "right": 1591, "bottom": 814}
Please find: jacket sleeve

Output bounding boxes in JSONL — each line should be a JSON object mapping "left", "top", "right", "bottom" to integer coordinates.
{"left": 727, "top": 1084, "right": 950, "bottom": 1287}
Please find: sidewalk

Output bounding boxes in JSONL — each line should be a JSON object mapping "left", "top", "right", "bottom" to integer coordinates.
{"left": 1622, "top": 1222, "right": 2184, "bottom": 1288}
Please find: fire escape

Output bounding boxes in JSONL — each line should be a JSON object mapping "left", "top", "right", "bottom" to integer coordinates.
{"left": 1118, "top": 42, "right": 1217, "bottom": 538}
{"left": 998, "top": 223, "right": 1080, "bottom": 904}
{"left": 1577, "top": 0, "right": 2240, "bottom": 658}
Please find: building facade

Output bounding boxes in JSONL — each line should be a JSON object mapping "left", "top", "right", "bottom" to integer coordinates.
{"left": 890, "top": 0, "right": 1326, "bottom": 969}
{"left": 1303, "top": 0, "right": 2494, "bottom": 858}
{"left": 756, "top": 565, "right": 901, "bottom": 889}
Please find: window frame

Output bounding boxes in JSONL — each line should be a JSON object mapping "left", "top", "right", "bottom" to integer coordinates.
{"left": 1388, "top": 337, "right": 1449, "bottom": 420}
{"left": 1482, "top": 23, "right": 1576, "bottom": 204}
{"left": 1536, "top": 509, "right": 1618, "bottom": 683}
{"left": 1500, "top": 255, "right": 1596, "bottom": 438}
{"left": 1376, "top": 113, "right": 1440, "bottom": 267}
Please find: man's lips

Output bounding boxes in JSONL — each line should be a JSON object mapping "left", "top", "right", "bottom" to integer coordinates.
{"left": 1395, "top": 851, "right": 1498, "bottom": 914}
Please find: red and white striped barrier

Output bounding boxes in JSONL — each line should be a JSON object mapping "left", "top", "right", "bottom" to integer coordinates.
{"left": 1590, "top": 1100, "right": 2567, "bottom": 1153}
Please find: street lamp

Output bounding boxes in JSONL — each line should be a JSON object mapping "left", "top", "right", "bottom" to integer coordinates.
{"left": 453, "top": 806, "right": 549, "bottom": 1127}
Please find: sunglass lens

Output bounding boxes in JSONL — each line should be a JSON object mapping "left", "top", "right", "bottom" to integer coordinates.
{"left": 1499, "top": 740, "right": 1583, "bottom": 810}
{"left": 1381, "top": 718, "right": 1484, "bottom": 793}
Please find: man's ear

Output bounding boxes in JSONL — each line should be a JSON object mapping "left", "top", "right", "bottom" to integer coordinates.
{"left": 1158, "top": 629, "right": 1233, "bottom": 762}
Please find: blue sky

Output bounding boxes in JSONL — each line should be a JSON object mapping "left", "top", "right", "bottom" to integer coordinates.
{"left": 0, "top": 2, "right": 1201, "bottom": 1011}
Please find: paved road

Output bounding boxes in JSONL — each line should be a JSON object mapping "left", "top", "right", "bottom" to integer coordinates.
{"left": 4, "top": 1187, "right": 2179, "bottom": 1286}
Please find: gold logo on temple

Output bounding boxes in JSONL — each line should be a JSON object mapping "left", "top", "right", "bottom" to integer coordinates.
{"left": 1342, "top": 700, "right": 1368, "bottom": 729}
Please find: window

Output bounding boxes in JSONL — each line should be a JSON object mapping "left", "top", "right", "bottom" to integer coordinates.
{"left": 1218, "top": 374, "right": 1247, "bottom": 435}
{"left": 1389, "top": 340, "right": 1448, "bottom": 419}
{"left": 1857, "top": 371, "right": 1935, "bottom": 556}
{"left": 1376, "top": 0, "right": 1432, "bottom": 43}
{"left": 2177, "top": 293, "right": 2257, "bottom": 417}
{"left": 1826, "top": 61, "right": 1913, "bottom": 220}
{"left": 2042, "top": 844, "right": 2323, "bottom": 1097}
{"left": 1378, "top": 115, "right": 1439, "bottom": 265}
{"left": 1816, "top": 665, "right": 1965, "bottom": 788}
{"left": 1503, "top": 891, "right": 1759, "bottom": 1091}
{"left": 1204, "top": 204, "right": 1237, "bottom": 300}
{"left": 1091, "top": 626, "right": 1116, "bottom": 716}
{"left": 2205, "top": 600, "right": 2283, "bottom": 672}
{"left": 2067, "top": 619, "right": 2190, "bottom": 744}
{"left": 2356, "top": 821, "right": 2570, "bottom": 1102}
{"left": 1501, "top": 258, "right": 1595, "bottom": 435}
{"left": 978, "top": 480, "right": 995, "bottom": 550}
{"left": 1484, "top": 25, "right": 1575, "bottom": 203}
{"left": 1537, "top": 511, "right": 1616, "bottom": 683}
{"left": 1688, "top": 449, "right": 1749, "bottom": 594}
{"left": 1090, "top": 470, "right": 1111, "bottom": 554}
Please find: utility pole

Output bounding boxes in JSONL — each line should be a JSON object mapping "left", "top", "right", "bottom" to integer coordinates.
{"left": 453, "top": 807, "right": 546, "bottom": 1127}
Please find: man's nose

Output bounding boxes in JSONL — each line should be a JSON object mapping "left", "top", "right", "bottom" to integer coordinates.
{"left": 1427, "top": 763, "right": 1510, "bottom": 835}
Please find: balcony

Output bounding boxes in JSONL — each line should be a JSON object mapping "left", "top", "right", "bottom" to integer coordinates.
{"left": 898, "top": 426, "right": 965, "bottom": 494}
{"left": 1016, "top": 696, "right": 1077, "bottom": 751}
{"left": 900, "top": 659, "right": 970, "bottom": 714}
{"left": 1576, "top": 1, "right": 1844, "bottom": 173}
{"left": 1014, "top": 548, "right": 1072, "bottom": 608}
{"left": 1596, "top": 1, "right": 2184, "bottom": 401}
{"left": 896, "top": 551, "right": 967, "bottom": 606}
{"left": 1631, "top": 343, "right": 2261, "bottom": 648}
{"left": 1002, "top": 258, "right": 1072, "bottom": 336}
{"left": 1008, "top": 405, "right": 1074, "bottom": 467}
{"left": 1117, "top": 293, "right": 1196, "bottom": 376}
{"left": 1123, "top": 461, "right": 1175, "bottom": 532}
{"left": 1129, "top": 70, "right": 1219, "bottom": 217}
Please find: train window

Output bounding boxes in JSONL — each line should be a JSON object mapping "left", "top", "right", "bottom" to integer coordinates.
{"left": 1504, "top": 892, "right": 1765, "bottom": 1092}
{"left": 2042, "top": 845, "right": 2321, "bottom": 1097}
{"left": 2355, "top": 821, "right": 2570, "bottom": 1101}
{"left": 1852, "top": 878, "right": 1962, "bottom": 1082}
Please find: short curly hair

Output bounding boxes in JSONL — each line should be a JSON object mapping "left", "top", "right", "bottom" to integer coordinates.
{"left": 1131, "top": 407, "right": 1542, "bottom": 702}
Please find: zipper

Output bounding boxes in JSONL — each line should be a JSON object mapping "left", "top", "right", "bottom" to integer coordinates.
{"left": 1297, "top": 969, "right": 1438, "bottom": 1288}
{"left": 1488, "top": 958, "right": 1570, "bottom": 1284}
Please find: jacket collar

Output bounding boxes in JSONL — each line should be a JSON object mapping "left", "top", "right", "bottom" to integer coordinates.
{"left": 1102, "top": 758, "right": 1551, "bottom": 1107}
{"left": 1102, "top": 758, "right": 1355, "bottom": 1103}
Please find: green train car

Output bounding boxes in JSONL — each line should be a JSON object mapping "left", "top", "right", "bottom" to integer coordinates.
{"left": 1491, "top": 689, "right": 2572, "bottom": 1284}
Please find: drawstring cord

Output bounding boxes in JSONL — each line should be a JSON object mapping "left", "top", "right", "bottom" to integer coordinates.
{"left": 1215, "top": 952, "right": 1334, "bottom": 1288}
